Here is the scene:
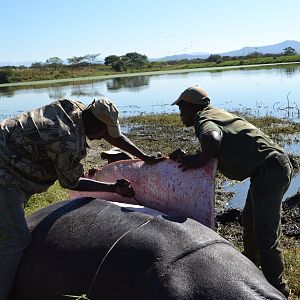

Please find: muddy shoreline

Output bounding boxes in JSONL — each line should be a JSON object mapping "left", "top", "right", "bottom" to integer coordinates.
{"left": 215, "top": 188, "right": 300, "bottom": 247}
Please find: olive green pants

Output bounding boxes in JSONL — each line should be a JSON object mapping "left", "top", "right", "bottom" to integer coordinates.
{"left": 242, "top": 153, "right": 292, "bottom": 296}
{"left": 0, "top": 186, "right": 30, "bottom": 300}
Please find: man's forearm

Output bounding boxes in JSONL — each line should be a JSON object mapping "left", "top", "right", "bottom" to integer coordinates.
{"left": 104, "top": 134, "right": 147, "bottom": 160}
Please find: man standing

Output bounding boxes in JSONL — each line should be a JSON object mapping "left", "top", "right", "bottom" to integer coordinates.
{"left": 169, "top": 85, "right": 292, "bottom": 298}
{"left": 0, "top": 97, "right": 164, "bottom": 299}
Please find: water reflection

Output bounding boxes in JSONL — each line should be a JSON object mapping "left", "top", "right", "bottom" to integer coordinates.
{"left": 207, "top": 69, "right": 225, "bottom": 79}
{"left": 106, "top": 76, "right": 150, "bottom": 91}
{"left": 0, "top": 86, "right": 15, "bottom": 97}
{"left": 0, "top": 64, "right": 300, "bottom": 121}
{"left": 48, "top": 87, "right": 67, "bottom": 99}
{"left": 70, "top": 86, "right": 103, "bottom": 98}
{"left": 276, "top": 65, "right": 300, "bottom": 77}
{"left": 0, "top": 79, "right": 103, "bottom": 98}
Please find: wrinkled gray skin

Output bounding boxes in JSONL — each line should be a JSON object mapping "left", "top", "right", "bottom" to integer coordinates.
{"left": 11, "top": 198, "right": 285, "bottom": 300}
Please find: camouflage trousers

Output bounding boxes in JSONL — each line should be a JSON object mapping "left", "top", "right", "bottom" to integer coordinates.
{"left": 242, "top": 153, "right": 292, "bottom": 297}
{"left": 0, "top": 185, "right": 30, "bottom": 300}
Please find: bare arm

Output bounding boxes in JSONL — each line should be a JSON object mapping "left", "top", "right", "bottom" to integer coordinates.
{"left": 178, "top": 131, "right": 221, "bottom": 171}
{"left": 104, "top": 133, "right": 166, "bottom": 164}
{"left": 71, "top": 177, "right": 135, "bottom": 198}
{"left": 104, "top": 133, "right": 147, "bottom": 160}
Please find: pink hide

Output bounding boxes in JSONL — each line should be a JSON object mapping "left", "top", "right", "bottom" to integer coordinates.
{"left": 69, "top": 159, "right": 217, "bottom": 228}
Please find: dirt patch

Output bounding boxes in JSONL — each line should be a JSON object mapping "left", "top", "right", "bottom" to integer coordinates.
{"left": 215, "top": 191, "right": 300, "bottom": 248}
{"left": 282, "top": 192, "right": 300, "bottom": 239}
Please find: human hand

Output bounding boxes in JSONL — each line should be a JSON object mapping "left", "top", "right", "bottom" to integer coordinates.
{"left": 114, "top": 179, "right": 135, "bottom": 198}
{"left": 143, "top": 152, "right": 167, "bottom": 165}
{"left": 178, "top": 153, "right": 203, "bottom": 171}
{"left": 87, "top": 168, "right": 97, "bottom": 178}
{"left": 169, "top": 148, "right": 187, "bottom": 162}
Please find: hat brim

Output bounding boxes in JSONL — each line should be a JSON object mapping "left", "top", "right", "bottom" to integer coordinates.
{"left": 107, "top": 124, "right": 122, "bottom": 138}
{"left": 171, "top": 97, "right": 183, "bottom": 106}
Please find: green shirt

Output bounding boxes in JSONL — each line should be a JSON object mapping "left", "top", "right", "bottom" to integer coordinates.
{"left": 194, "top": 105, "right": 283, "bottom": 181}
{"left": 0, "top": 99, "right": 87, "bottom": 195}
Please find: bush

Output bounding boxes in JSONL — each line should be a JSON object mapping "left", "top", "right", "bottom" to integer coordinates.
{"left": 0, "top": 69, "right": 13, "bottom": 83}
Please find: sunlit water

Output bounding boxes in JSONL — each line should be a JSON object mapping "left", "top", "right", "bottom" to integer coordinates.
{"left": 1, "top": 64, "right": 299, "bottom": 207}
{"left": 224, "top": 172, "right": 300, "bottom": 209}
{"left": 0, "top": 64, "right": 300, "bottom": 121}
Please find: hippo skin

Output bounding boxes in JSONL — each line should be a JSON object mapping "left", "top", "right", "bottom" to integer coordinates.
{"left": 11, "top": 198, "right": 285, "bottom": 300}
{"left": 70, "top": 159, "right": 217, "bottom": 228}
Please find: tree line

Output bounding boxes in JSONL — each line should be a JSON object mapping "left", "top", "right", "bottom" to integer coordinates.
{"left": 0, "top": 47, "right": 298, "bottom": 84}
{"left": 203, "top": 47, "right": 298, "bottom": 63}
{"left": 32, "top": 53, "right": 101, "bottom": 69}
{"left": 1, "top": 52, "right": 148, "bottom": 70}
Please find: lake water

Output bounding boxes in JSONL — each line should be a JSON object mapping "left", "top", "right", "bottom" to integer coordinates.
{"left": 0, "top": 64, "right": 300, "bottom": 122}
{"left": 0, "top": 64, "right": 299, "bottom": 207}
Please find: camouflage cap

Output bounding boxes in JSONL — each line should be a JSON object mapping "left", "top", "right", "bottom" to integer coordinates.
{"left": 89, "top": 98, "right": 121, "bottom": 137}
{"left": 171, "top": 85, "right": 209, "bottom": 106}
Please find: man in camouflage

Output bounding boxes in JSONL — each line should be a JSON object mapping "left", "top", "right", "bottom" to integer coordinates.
{"left": 169, "top": 86, "right": 292, "bottom": 298}
{"left": 0, "top": 97, "right": 164, "bottom": 300}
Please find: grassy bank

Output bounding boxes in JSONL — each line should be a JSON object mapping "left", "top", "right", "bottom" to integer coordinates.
{"left": 1, "top": 54, "right": 300, "bottom": 87}
{"left": 24, "top": 113, "right": 300, "bottom": 298}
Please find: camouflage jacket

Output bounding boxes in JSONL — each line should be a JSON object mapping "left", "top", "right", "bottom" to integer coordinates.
{"left": 0, "top": 99, "right": 87, "bottom": 195}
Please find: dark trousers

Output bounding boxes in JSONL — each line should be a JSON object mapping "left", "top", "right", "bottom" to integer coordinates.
{"left": 0, "top": 186, "right": 31, "bottom": 300}
{"left": 242, "top": 153, "right": 292, "bottom": 295}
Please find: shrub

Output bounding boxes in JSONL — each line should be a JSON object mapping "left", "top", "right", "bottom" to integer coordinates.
{"left": 0, "top": 69, "right": 13, "bottom": 83}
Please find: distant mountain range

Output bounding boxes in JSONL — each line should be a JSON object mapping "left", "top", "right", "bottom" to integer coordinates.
{"left": 1, "top": 40, "right": 300, "bottom": 66}
{"left": 151, "top": 40, "right": 300, "bottom": 61}
{"left": 0, "top": 60, "right": 35, "bottom": 67}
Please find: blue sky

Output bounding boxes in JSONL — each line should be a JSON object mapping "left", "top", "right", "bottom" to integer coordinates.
{"left": 2, "top": 0, "right": 300, "bottom": 63}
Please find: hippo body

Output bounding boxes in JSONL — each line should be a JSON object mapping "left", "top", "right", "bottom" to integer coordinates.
{"left": 12, "top": 198, "right": 285, "bottom": 300}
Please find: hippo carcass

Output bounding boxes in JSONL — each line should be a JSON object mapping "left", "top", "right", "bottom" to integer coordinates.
{"left": 11, "top": 198, "right": 285, "bottom": 300}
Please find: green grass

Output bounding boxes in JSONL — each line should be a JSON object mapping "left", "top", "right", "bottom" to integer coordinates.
{"left": 285, "top": 246, "right": 300, "bottom": 299}
{"left": 239, "top": 115, "right": 300, "bottom": 135}
{"left": 123, "top": 113, "right": 182, "bottom": 127}
{"left": 123, "top": 113, "right": 300, "bottom": 133}
{"left": 25, "top": 181, "right": 68, "bottom": 216}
